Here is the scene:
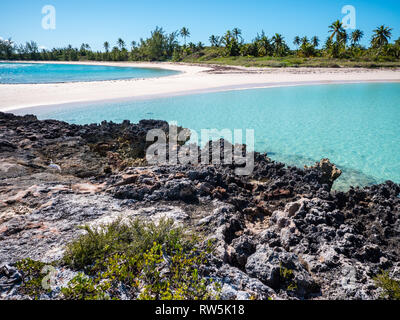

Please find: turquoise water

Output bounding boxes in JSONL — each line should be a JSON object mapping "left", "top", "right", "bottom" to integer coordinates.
{"left": 22, "top": 83, "right": 400, "bottom": 190}
{"left": 0, "top": 63, "right": 178, "bottom": 84}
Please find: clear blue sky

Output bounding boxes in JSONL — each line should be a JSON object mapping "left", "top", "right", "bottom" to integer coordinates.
{"left": 1, "top": 0, "right": 399, "bottom": 51}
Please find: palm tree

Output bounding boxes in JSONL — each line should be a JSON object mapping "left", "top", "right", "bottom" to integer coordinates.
{"left": 328, "top": 20, "right": 346, "bottom": 44}
{"left": 131, "top": 41, "right": 137, "bottom": 50}
{"left": 117, "top": 38, "right": 125, "bottom": 50}
{"left": 311, "top": 36, "right": 320, "bottom": 48}
{"left": 301, "top": 36, "right": 309, "bottom": 46}
{"left": 209, "top": 35, "right": 220, "bottom": 47}
{"left": 272, "top": 33, "right": 285, "bottom": 56}
{"left": 180, "top": 27, "right": 190, "bottom": 46}
{"left": 342, "top": 31, "right": 348, "bottom": 45}
{"left": 232, "top": 28, "right": 242, "bottom": 42}
{"left": 371, "top": 25, "right": 393, "bottom": 48}
{"left": 293, "top": 36, "right": 301, "bottom": 48}
{"left": 350, "top": 29, "right": 363, "bottom": 46}
{"left": 272, "top": 33, "right": 283, "bottom": 44}
{"left": 257, "top": 32, "right": 272, "bottom": 56}
{"left": 103, "top": 42, "right": 110, "bottom": 53}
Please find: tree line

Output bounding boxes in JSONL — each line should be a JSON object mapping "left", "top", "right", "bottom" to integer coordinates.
{"left": 1, "top": 21, "right": 399, "bottom": 62}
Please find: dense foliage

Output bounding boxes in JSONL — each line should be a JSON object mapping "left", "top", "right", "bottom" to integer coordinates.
{"left": 374, "top": 271, "right": 400, "bottom": 300}
{"left": 1, "top": 21, "right": 399, "bottom": 65}
{"left": 15, "top": 258, "right": 54, "bottom": 299}
{"left": 15, "top": 218, "right": 220, "bottom": 300}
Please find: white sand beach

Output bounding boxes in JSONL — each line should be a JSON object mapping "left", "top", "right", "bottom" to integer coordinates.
{"left": 1, "top": 61, "right": 400, "bottom": 112}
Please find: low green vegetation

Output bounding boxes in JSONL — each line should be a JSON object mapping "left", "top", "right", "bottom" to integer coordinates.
{"left": 279, "top": 263, "right": 298, "bottom": 292}
{"left": 1, "top": 21, "right": 399, "bottom": 68}
{"left": 60, "top": 272, "right": 111, "bottom": 300}
{"left": 15, "top": 258, "right": 54, "bottom": 299}
{"left": 63, "top": 218, "right": 193, "bottom": 271}
{"left": 16, "top": 218, "right": 220, "bottom": 300}
{"left": 181, "top": 48, "right": 400, "bottom": 68}
{"left": 374, "top": 271, "right": 400, "bottom": 300}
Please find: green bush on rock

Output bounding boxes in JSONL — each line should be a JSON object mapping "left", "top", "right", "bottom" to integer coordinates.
{"left": 15, "top": 258, "right": 54, "bottom": 299}
{"left": 374, "top": 271, "right": 400, "bottom": 300}
{"left": 63, "top": 218, "right": 190, "bottom": 272}
{"left": 59, "top": 218, "right": 221, "bottom": 300}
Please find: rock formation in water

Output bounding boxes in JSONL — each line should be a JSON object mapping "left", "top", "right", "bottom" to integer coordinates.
{"left": 0, "top": 112, "right": 399, "bottom": 300}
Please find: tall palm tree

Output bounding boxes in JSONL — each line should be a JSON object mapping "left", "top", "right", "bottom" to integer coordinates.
{"left": 272, "top": 33, "right": 283, "bottom": 44}
{"left": 311, "top": 36, "right": 320, "bottom": 48}
{"left": 117, "top": 38, "right": 125, "bottom": 50}
{"left": 257, "top": 33, "right": 272, "bottom": 55}
{"left": 371, "top": 25, "right": 393, "bottom": 48}
{"left": 272, "top": 33, "right": 285, "bottom": 56}
{"left": 232, "top": 28, "right": 242, "bottom": 42}
{"left": 131, "top": 41, "right": 137, "bottom": 50}
{"left": 180, "top": 27, "right": 190, "bottom": 46}
{"left": 342, "top": 31, "right": 348, "bottom": 45}
{"left": 209, "top": 35, "right": 220, "bottom": 47}
{"left": 328, "top": 20, "right": 346, "bottom": 44}
{"left": 301, "top": 36, "right": 309, "bottom": 46}
{"left": 293, "top": 36, "right": 301, "bottom": 48}
{"left": 350, "top": 29, "right": 364, "bottom": 46}
{"left": 103, "top": 42, "right": 110, "bottom": 53}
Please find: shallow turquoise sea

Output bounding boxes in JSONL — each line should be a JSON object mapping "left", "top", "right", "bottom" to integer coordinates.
{"left": 0, "top": 62, "right": 178, "bottom": 83}
{"left": 19, "top": 83, "right": 400, "bottom": 190}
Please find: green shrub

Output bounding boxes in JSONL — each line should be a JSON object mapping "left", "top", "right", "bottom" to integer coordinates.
{"left": 61, "top": 273, "right": 111, "bottom": 300}
{"left": 374, "top": 271, "right": 400, "bottom": 300}
{"left": 15, "top": 258, "right": 54, "bottom": 299}
{"left": 138, "top": 242, "right": 220, "bottom": 300}
{"left": 279, "top": 263, "right": 298, "bottom": 292}
{"left": 63, "top": 218, "right": 190, "bottom": 272}
{"left": 61, "top": 218, "right": 220, "bottom": 300}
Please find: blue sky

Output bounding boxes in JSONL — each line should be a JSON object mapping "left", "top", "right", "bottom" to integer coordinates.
{"left": 1, "top": 0, "right": 399, "bottom": 51}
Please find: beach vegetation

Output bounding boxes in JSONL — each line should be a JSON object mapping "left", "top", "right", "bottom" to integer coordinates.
{"left": 2, "top": 22, "right": 399, "bottom": 68}
{"left": 60, "top": 218, "right": 220, "bottom": 300}
{"left": 374, "top": 271, "right": 400, "bottom": 300}
{"left": 15, "top": 258, "right": 54, "bottom": 299}
{"left": 14, "top": 218, "right": 220, "bottom": 300}
{"left": 180, "top": 27, "right": 190, "bottom": 46}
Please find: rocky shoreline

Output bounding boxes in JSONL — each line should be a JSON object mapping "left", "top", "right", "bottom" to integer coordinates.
{"left": 0, "top": 112, "right": 399, "bottom": 300}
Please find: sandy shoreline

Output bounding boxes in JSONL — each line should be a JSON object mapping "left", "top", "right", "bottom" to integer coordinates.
{"left": 1, "top": 61, "right": 400, "bottom": 112}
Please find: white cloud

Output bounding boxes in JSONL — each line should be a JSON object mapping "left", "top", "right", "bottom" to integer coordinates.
{"left": 39, "top": 45, "right": 48, "bottom": 50}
